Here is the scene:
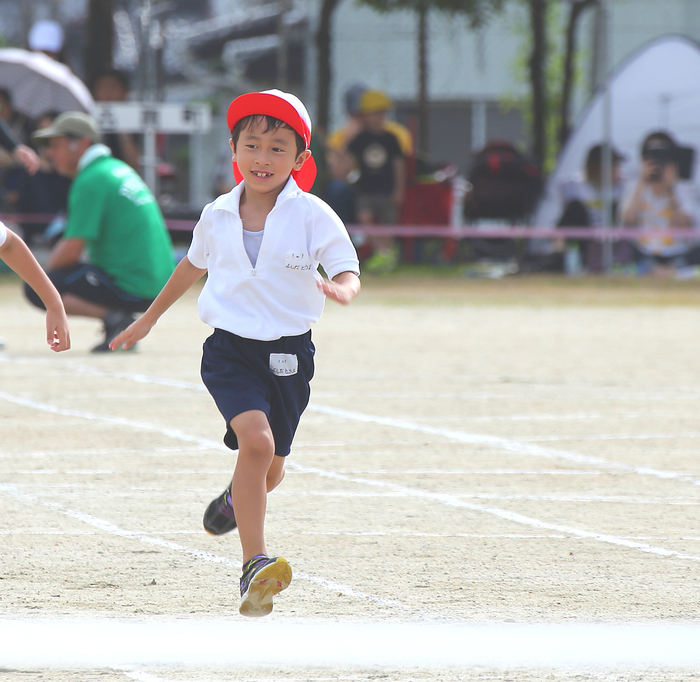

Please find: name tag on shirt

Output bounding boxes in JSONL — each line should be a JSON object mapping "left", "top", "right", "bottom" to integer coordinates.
{"left": 269, "top": 353, "right": 298, "bottom": 376}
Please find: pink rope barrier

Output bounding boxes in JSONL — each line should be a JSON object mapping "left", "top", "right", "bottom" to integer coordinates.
{"left": 3, "top": 213, "right": 700, "bottom": 241}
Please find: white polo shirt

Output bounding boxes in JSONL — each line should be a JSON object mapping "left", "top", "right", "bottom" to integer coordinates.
{"left": 0, "top": 220, "right": 7, "bottom": 247}
{"left": 187, "top": 177, "right": 359, "bottom": 341}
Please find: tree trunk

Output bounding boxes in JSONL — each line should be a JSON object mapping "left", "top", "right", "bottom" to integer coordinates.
{"left": 417, "top": 0, "right": 429, "bottom": 156}
{"left": 528, "top": 0, "right": 547, "bottom": 167}
{"left": 84, "top": 0, "right": 114, "bottom": 91}
{"left": 559, "top": 0, "right": 598, "bottom": 150}
{"left": 316, "top": 0, "right": 342, "bottom": 138}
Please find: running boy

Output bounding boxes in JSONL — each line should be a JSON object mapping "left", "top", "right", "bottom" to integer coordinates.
{"left": 110, "top": 90, "right": 360, "bottom": 617}
{"left": 0, "top": 220, "right": 70, "bottom": 351}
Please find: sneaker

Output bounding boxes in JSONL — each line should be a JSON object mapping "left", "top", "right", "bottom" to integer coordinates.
{"left": 91, "top": 310, "right": 135, "bottom": 353}
{"left": 202, "top": 481, "right": 237, "bottom": 535}
{"left": 239, "top": 554, "right": 292, "bottom": 617}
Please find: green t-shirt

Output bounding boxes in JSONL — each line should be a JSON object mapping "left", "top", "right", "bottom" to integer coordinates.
{"left": 65, "top": 146, "right": 174, "bottom": 299}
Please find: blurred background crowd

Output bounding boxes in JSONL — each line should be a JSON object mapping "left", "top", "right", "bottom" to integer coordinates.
{"left": 2, "top": 0, "right": 700, "bottom": 277}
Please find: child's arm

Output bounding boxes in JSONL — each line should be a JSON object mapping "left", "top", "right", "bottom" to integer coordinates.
{"left": 0, "top": 230, "right": 70, "bottom": 351}
{"left": 316, "top": 271, "right": 361, "bottom": 305}
{"left": 110, "top": 256, "right": 207, "bottom": 350}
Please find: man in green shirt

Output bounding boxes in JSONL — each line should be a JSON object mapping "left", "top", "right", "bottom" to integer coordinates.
{"left": 25, "top": 112, "right": 175, "bottom": 352}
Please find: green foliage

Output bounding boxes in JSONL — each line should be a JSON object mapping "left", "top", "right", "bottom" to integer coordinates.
{"left": 501, "top": 0, "right": 586, "bottom": 174}
{"left": 358, "top": 0, "right": 507, "bottom": 28}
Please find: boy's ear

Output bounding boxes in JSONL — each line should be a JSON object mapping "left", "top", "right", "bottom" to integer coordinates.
{"left": 229, "top": 138, "right": 236, "bottom": 160}
{"left": 294, "top": 149, "right": 311, "bottom": 171}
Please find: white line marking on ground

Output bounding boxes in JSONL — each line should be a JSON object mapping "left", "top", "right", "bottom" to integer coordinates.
{"left": 4, "top": 527, "right": 700, "bottom": 542}
{"left": 287, "top": 462, "right": 700, "bottom": 563}
{"left": 1, "top": 618, "right": 700, "bottom": 668}
{"left": 522, "top": 432, "right": 700, "bottom": 442}
{"left": 0, "top": 483, "right": 405, "bottom": 612}
{"left": 9, "top": 481, "right": 700, "bottom": 507}
{"left": 0, "top": 468, "right": 615, "bottom": 476}
{"left": 4, "top": 358, "right": 700, "bottom": 486}
{"left": 0, "top": 390, "right": 225, "bottom": 451}
{"left": 2, "top": 390, "right": 700, "bottom": 564}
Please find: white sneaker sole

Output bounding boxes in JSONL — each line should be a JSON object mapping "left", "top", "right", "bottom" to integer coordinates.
{"left": 239, "top": 557, "right": 292, "bottom": 617}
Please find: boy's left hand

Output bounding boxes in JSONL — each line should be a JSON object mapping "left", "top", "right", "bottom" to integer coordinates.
{"left": 316, "top": 272, "right": 360, "bottom": 305}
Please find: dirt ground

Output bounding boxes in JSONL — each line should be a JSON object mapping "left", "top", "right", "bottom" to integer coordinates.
{"left": 1, "top": 272, "right": 700, "bottom": 681}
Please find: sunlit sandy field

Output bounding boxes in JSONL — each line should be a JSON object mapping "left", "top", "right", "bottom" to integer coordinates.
{"left": 1, "top": 272, "right": 700, "bottom": 681}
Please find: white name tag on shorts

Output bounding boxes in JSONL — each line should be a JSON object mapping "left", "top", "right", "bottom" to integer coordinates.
{"left": 269, "top": 353, "right": 298, "bottom": 376}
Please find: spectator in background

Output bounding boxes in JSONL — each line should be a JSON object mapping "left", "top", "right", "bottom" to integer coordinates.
{"left": 346, "top": 90, "right": 406, "bottom": 273}
{"left": 28, "top": 19, "right": 68, "bottom": 64}
{"left": 0, "top": 112, "right": 40, "bottom": 177}
{"left": 0, "top": 88, "right": 33, "bottom": 147}
{"left": 327, "top": 84, "right": 413, "bottom": 159}
{"left": 556, "top": 143, "right": 630, "bottom": 272}
{"left": 621, "top": 131, "right": 700, "bottom": 276}
{"left": 25, "top": 112, "right": 174, "bottom": 352}
{"left": 0, "top": 91, "right": 40, "bottom": 210}
{"left": 559, "top": 143, "right": 625, "bottom": 227}
{"left": 91, "top": 68, "right": 141, "bottom": 171}
{"left": 8, "top": 111, "right": 72, "bottom": 244}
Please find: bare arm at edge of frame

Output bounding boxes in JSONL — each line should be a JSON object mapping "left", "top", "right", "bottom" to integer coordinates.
{"left": 109, "top": 256, "right": 207, "bottom": 351}
{"left": 0, "top": 230, "right": 70, "bottom": 351}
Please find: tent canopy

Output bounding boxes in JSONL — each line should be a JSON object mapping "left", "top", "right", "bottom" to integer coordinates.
{"left": 534, "top": 35, "right": 700, "bottom": 227}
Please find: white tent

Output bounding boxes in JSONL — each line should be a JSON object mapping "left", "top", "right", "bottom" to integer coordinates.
{"left": 534, "top": 35, "right": 700, "bottom": 227}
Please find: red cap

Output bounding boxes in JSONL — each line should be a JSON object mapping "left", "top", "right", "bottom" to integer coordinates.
{"left": 227, "top": 89, "right": 317, "bottom": 191}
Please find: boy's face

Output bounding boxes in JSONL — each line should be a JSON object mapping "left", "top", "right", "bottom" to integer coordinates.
{"left": 231, "top": 119, "right": 309, "bottom": 197}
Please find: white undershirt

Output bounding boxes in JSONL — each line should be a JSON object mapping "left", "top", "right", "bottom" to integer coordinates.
{"left": 242, "top": 228, "right": 264, "bottom": 267}
{"left": 0, "top": 220, "right": 7, "bottom": 247}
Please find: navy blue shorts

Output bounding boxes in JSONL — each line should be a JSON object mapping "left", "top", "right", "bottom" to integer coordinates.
{"left": 201, "top": 328, "right": 315, "bottom": 456}
{"left": 24, "top": 264, "right": 153, "bottom": 313}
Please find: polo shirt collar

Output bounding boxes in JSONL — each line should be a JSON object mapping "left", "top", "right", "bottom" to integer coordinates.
{"left": 78, "top": 143, "right": 112, "bottom": 172}
{"left": 214, "top": 176, "right": 302, "bottom": 217}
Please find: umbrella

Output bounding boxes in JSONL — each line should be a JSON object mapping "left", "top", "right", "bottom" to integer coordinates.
{"left": 0, "top": 48, "right": 94, "bottom": 119}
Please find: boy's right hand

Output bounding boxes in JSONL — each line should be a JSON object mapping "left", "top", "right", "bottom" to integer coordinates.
{"left": 109, "top": 316, "right": 154, "bottom": 351}
{"left": 46, "top": 308, "right": 70, "bottom": 352}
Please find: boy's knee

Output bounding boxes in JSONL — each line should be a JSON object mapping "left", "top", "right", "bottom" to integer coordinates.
{"left": 233, "top": 421, "right": 275, "bottom": 458}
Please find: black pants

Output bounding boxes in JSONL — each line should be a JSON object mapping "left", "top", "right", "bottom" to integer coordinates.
{"left": 25, "top": 264, "right": 153, "bottom": 313}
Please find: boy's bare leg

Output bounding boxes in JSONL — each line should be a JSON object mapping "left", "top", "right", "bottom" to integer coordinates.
{"left": 230, "top": 410, "right": 276, "bottom": 563}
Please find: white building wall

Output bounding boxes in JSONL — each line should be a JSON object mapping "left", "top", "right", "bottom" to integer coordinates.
{"left": 327, "top": 2, "right": 528, "bottom": 130}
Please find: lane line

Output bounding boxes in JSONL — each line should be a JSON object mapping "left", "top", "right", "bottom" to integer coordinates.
{"left": 0, "top": 468, "right": 615, "bottom": 476}
{"left": 4, "top": 527, "right": 700, "bottom": 542}
{"left": 1, "top": 618, "right": 700, "bottom": 668}
{"left": 0, "top": 482, "right": 407, "bottom": 612}
{"left": 287, "top": 462, "right": 700, "bottom": 563}
{"left": 307, "top": 404, "right": 700, "bottom": 486}
{"left": 2, "top": 390, "right": 700, "bottom": 564}
{"left": 14, "top": 483, "right": 700, "bottom": 507}
{"left": 3, "top": 360, "right": 700, "bottom": 486}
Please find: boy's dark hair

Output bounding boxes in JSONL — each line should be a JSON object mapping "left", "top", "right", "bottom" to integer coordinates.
{"left": 231, "top": 114, "right": 305, "bottom": 158}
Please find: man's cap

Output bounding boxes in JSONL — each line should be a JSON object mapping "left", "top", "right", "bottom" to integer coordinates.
{"left": 32, "top": 111, "right": 101, "bottom": 143}
{"left": 226, "top": 89, "right": 316, "bottom": 191}
{"left": 344, "top": 83, "right": 368, "bottom": 115}
{"left": 29, "top": 20, "right": 64, "bottom": 53}
{"left": 359, "top": 90, "right": 392, "bottom": 114}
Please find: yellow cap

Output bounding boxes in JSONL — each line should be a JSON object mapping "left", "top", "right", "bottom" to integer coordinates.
{"left": 359, "top": 90, "right": 392, "bottom": 113}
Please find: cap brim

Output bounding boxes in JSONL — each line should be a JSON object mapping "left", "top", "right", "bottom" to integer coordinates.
{"left": 32, "top": 126, "right": 60, "bottom": 140}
